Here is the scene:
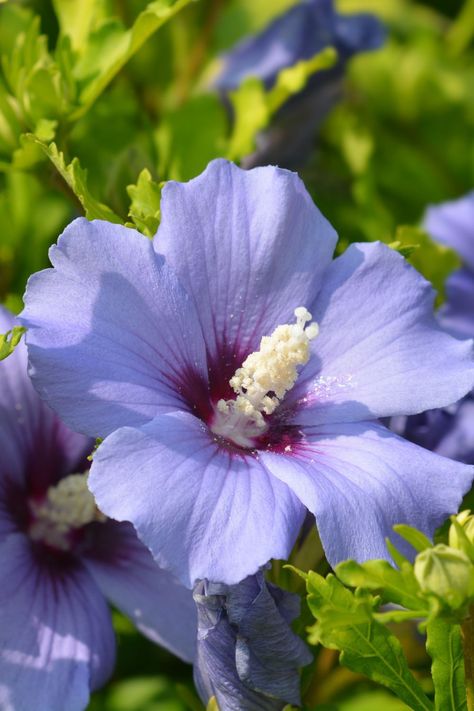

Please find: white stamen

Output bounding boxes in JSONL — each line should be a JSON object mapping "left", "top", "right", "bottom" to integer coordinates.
{"left": 212, "top": 307, "right": 318, "bottom": 447}
{"left": 29, "top": 473, "right": 106, "bottom": 550}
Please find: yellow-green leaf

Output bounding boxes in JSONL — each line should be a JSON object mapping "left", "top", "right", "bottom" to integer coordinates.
{"left": 22, "top": 134, "right": 122, "bottom": 222}
{"left": 0, "top": 326, "right": 26, "bottom": 360}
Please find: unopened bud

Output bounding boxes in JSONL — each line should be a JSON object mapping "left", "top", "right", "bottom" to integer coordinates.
{"left": 414, "top": 544, "right": 474, "bottom": 611}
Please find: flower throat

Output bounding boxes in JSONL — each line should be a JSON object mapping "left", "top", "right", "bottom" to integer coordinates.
{"left": 28, "top": 473, "right": 106, "bottom": 551}
{"left": 211, "top": 307, "right": 318, "bottom": 448}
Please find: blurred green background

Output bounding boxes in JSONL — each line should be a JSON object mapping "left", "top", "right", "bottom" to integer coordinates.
{"left": 0, "top": 0, "right": 472, "bottom": 707}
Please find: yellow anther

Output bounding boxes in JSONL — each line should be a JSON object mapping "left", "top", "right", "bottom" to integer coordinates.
{"left": 29, "top": 473, "right": 105, "bottom": 550}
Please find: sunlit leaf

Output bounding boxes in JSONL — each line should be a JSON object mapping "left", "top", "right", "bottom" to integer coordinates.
{"left": 52, "top": 0, "right": 106, "bottom": 52}
{"left": 306, "top": 572, "right": 433, "bottom": 711}
{"left": 426, "top": 619, "right": 467, "bottom": 711}
{"left": 336, "top": 559, "right": 424, "bottom": 611}
{"left": 227, "top": 47, "right": 337, "bottom": 161}
{"left": 71, "top": 0, "right": 196, "bottom": 119}
{"left": 0, "top": 325, "right": 25, "bottom": 360}
{"left": 22, "top": 135, "right": 122, "bottom": 222}
{"left": 393, "top": 524, "right": 433, "bottom": 553}
{"left": 127, "top": 168, "right": 161, "bottom": 237}
{"left": 391, "top": 225, "right": 460, "bottom": 306}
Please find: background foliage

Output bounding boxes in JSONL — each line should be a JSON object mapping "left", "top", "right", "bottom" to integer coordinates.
{"left": 0, "top": 0, "right": 473, "bottom": 707}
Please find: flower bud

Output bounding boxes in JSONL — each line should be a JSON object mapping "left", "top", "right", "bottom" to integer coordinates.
{"left": 414, "top": 543, "right": 474, "bottom": 611}
{"left": 449, "top": 510, "right": 474, "bottom": 561}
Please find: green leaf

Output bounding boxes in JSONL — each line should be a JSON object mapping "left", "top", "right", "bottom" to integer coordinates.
{"left": 0, "top": 326, "right": 26, "bottom": 360}
{"left": 0, "top": 79, "right": 23, "bottom": 157}
{"left": 266, "top": 46, "right": 337, "bottom": 114}
{"left": 227, "top": 47, "right": 337, "bottom": 161}
{"left": 306, "top": 572, "right": 433, "bottom": 711}
{"left": 22, "top": 135, "right": 122, "bottom": 222}
{"left": 386, "top": 538, "right": 411, "bottom": 569}
{"left": 1, "top": 7, "right": 75, "bottom": 129}
{"left": 126, "top": 169, "right": 161, "bottom": 237}
{"left": 71, "top": 0, "right": 195, "bottom": 120}
{"left": 338, "top": 690, "right": 411, "bottom": 710}
{"left": 51, "top": 0, "right": 105, "bottom": 52}
{"left": 388, "top": 240, "right": 419, "bottom": 259}
{"left": 336, "top": 558, "right": 425, "bottom": 611}
{"left": 226, "top": 78, "right": 267, "bottom": 161}
{"left": 393, "top": 524, "right": 433, "bottom": 553}
{"left": 426, "top": 619, "right": 467, "bottom": 711}
{"left": 391, "top": 226, "right": 460, "bottom": 306}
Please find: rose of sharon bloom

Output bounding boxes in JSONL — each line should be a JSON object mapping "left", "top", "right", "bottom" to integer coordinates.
{"left": 21, "top": 160, "right": 474, "bottom": 588}
{"left": 193, "top": 572, "right": 312, "bottom": 710}
{"left": 214, "top": 0, "right": 385, "bottom": 168}
{"left": 0, "top": 308, "right": 196, "bottom": 711}
{"left": 391, "top": 192, "right": 474, "bottom": 463}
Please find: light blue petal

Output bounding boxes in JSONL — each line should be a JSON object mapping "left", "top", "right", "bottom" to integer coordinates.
{"left": 262, "top": 421, "right": 474, "bottom": 566}
{"left": 0, "top": 307, "right": 91, "bottom": 543}
{"left": 156, "top": 159, "right": 337, "bottom": 364}
{"left": 424, "top": 191, "right": 474, "bottom": 272}
{"left": 287, "top": 242, "right": 474, "bottom": 425}
{"left": 20, "top": 218, "right": 208, "bottom": 438}
{"left": 440, "top": 268, "right": 474, "bottom": 339}
{"left": 0, "top": 534, "right": 115, "bottom": 711}
{"left": 89, "top": 411, "right": 306, "bottom": 587}
{"left": 84, "top": 520, "right": 197, "bottom": 663}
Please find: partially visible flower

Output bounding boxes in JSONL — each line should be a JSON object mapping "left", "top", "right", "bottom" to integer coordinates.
{"left": 425, "top": 192, "right": 474, "bottom": 340}
{"left": 0, "top": 307, "right": 196, "bottom": 711}
{"left": 390, "top": 397, "right": 474, "bottom": 464}
{"left": 214, "top": 0, "right": 385, "bottom": 168}
{"left": 424, "top": 192, "right": 474, "bottom": 275}
{"left": 193, "top": 571, "right": 311, "bottom": 710}
{"left": 391, "top": 192, "right": 474, "bottom": 463}
{"left": 21, "top": 160, "right": 474, "bottom": 589}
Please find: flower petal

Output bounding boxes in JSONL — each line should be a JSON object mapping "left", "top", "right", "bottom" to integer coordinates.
{"left": 83, "top": 520, "right": 197, "bottom": 662}
{"left": 424, "top": 192, "right": 474, "bottom": 271}
{"left": 156, "top": 160, "right": 337, "bottom": 363}
{"left": 20, "top": 218, "right": 208, "bottom": 438}
{"left": 288, "top": 242, "right": 474, "bottom": 425}
{"left": 89, "top": 411, "right": 306, "bottom": 587}
{"left": 391, "top": 394, "right": 474, "bottom": 465}
{"left": 229, "top": 578, "right": 312, "bottom": 703}
{"left": 0, "top": 307, "right": 91, "bottom": 543}
{"left": 261, "top": 421, "right": 474, "bottom": 567}
{"left": 193, "top": 583, "right": 280, "bottom": 711}
{"left": 439, "top": 268, "right": 474, "bottom": 339}
{"left": 0, "top": 534, "right": 115, "bottom": 711}
{"left": 0, "top": 307, "right": 90, "bottom": 486}
{"left": 193, "top": 573, "right": 311, "bottom": 710}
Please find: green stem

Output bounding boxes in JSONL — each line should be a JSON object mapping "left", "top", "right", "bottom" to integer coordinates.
{"left": 461, "top": 609, "right": 474, "bottom": 711}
